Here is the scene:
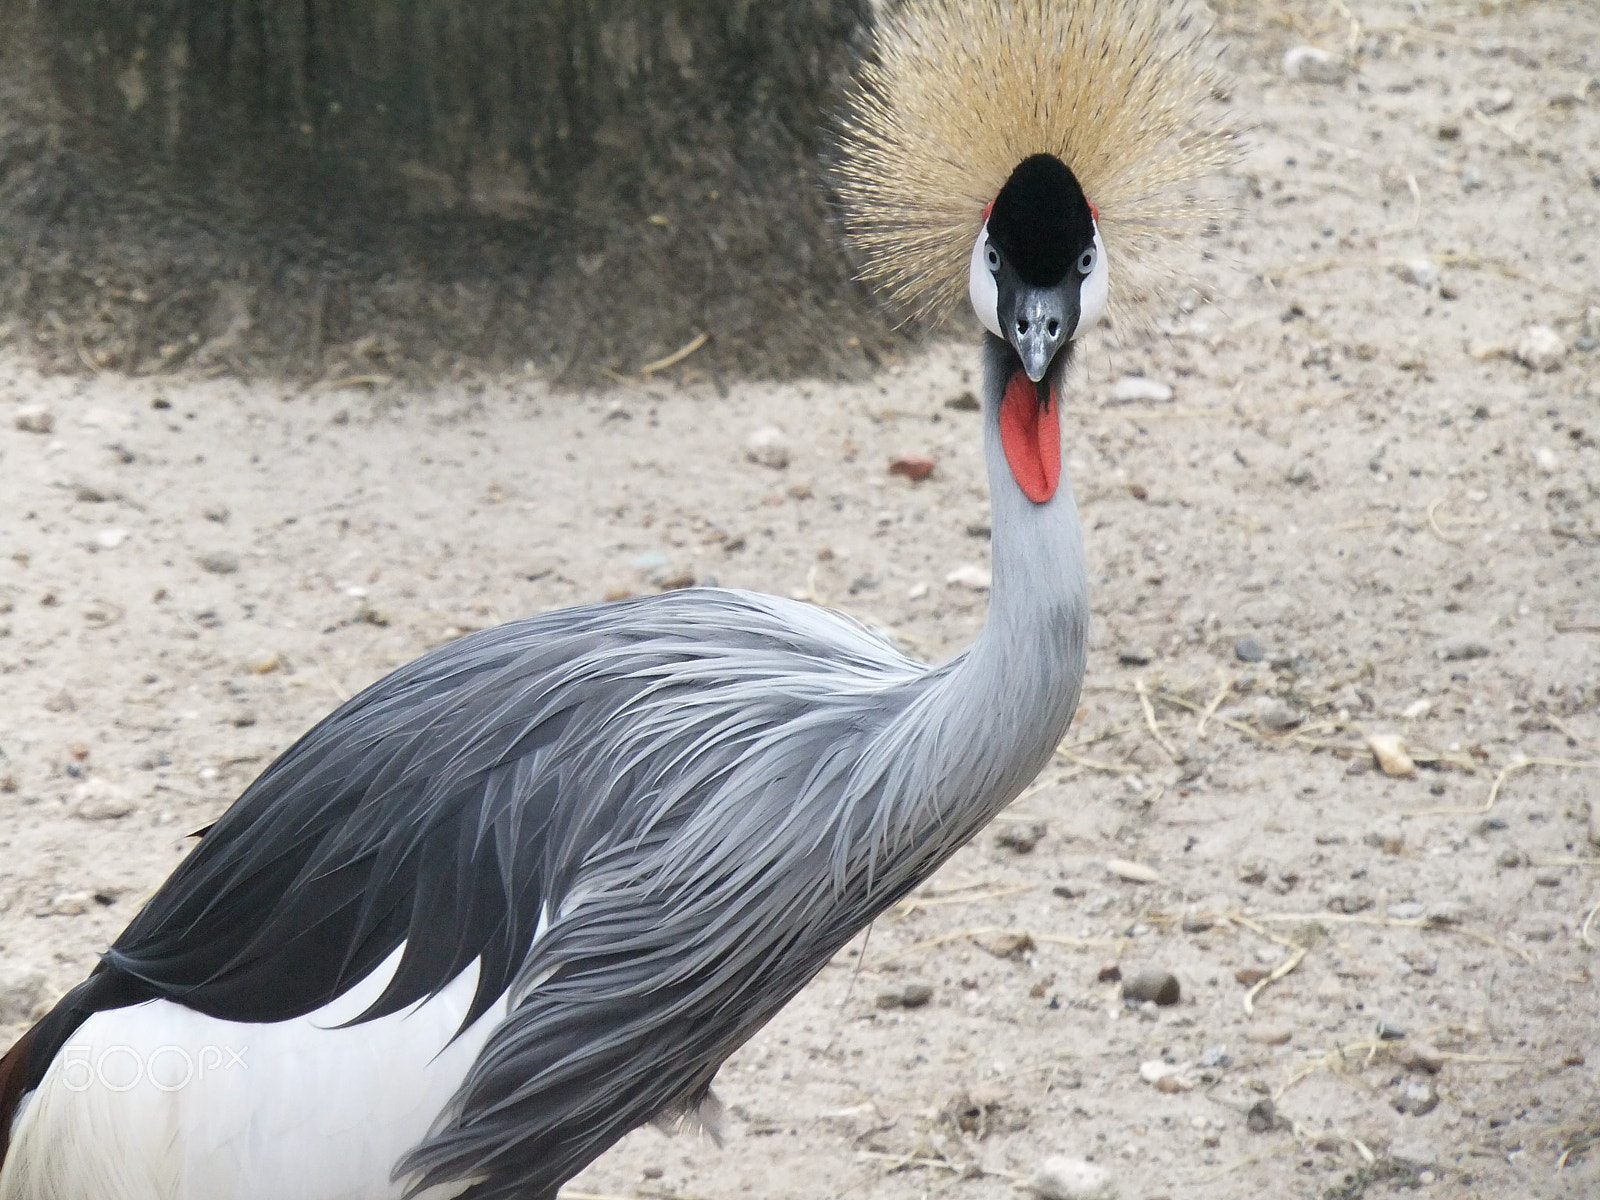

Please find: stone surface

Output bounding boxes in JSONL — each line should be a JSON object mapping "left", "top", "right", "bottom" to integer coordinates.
{"left": 197, "top": 550, "right": 241, "bottom": 575}
{"left": 13, "top": 405, "right": 53, "bottom": 434}
{"left": 0, "top": 967, "right": 49, "bottom": 1024}
{"left": 1121, "top": 968, "right": 1180, "bottom": 1006}
{"left": 888, "top": 453, "right": 935, "bottom": 482}
{"left": 743, "top": 426, "right": 790, "bottom": 469}
{"left": 1283, "top": 45, "right": 1346, "bottom": 83}
{"left": 876, "top": 981, "right": 934, "bottom": 1009}
{"left": 1233, "top": 636, "right": 1267, "bottom": 663}
{"left": 1514, "top": 324, "right": 1566, "bottom": 371}
{"left": 1028, "top": 1156, "right": 1116, "bottom": 1200}
{"left": 945, "top": 563, "right": 992, "bottom": 591}
{"left": 1109, "top": 375, "right": 1174, "bottom": 404}
{"left": 1105, "top": 859, "right": 1160, "bottom": 884}
{"left": 1367, "top": 733, "right": 1416, "bottom": 778}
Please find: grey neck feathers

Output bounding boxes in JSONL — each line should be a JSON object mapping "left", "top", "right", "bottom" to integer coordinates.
{"left": 864, "top": 336, "right": 1089, "bottom": 876}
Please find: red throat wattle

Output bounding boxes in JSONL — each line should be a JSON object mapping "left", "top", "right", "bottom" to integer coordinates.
{"left": 998, "top": 371, "right": 1061, "bottom": 504}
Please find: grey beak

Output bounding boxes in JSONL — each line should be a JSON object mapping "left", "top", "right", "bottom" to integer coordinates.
{"left": 1008, "top": 287, "right": 1074, "bottom": 383}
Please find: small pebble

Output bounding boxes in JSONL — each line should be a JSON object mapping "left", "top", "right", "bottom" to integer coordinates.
{"left": 1198, "top": 1046, "right": 1230, "bottom": 1069}
{"left": 1116, "top": 646, "right": 1152, "bottom": 666}
{"left": 0, "top": 967, "right": 49, "bottom": 1024}
{"left": 1122, "top": 968, "right": 1180, "bottom": 1006}
{"left": 876, "top": 981, "right": 934, "bottom": 1009}
{"left": 13, "top": 406, "right": 54, "bottom": 434}
{"left": 1587, "top": 803, "right": 1600, "bottom": 848}
{"left": 1364, "top": 817, "right": 1406, "bottom": 854}
{"left": 1387, "top": 900, "right": 1425, "bottom": 921}
{"left": 1245, "top": 1026, "right": 1292, "bottom": 1046}
{"left": 1496, "top": 848, "right": 1524, "bottom": 869}
{"left": 1096, "top": 961, "right": 1122, "bottom": 983}
{"left": 1282, "top": 45, "right": 1346, "bottom": 84}
{"left": 744, "top": 427, "right": 790, "bottom": 470}
{"left": 995, "top": 821, "right": 1047, "bottom": 853}
{"left": 1439, "top": 638, "right": 1491, "bottom": 661}
{"left": 247, "top": 650, "right": 284, "bottom": 675}
{"left": 1245, "top": 1097, "right": 1282, "bottom": 1132}
{"left": 197, "top": 550, "right": 241, "bottom": 575}
{"left": 945, "top": 563, "right": 992, "bottom": 591}
{"left": 1396, "top": 257, "right": 1439, "bottom": 289}
{"left": 1284, "top": 457, "right": 1314, "bottom": 486}
{"left": 1109, "top": 375, "right": 1173, "bottom": 404}
{"left": 1366, "top": 733, "right": 1416, "bottom": 777}
{"left": 1253, "top": 697, "right": 1300, "bottom": 731}
{"left": 1233, "top": 636, "right": 1266, "bottom": 663}
{"left": 94, "top": 528, "right": 130, "bottom": 550}
{"left": 1514, "top": 325, "right": 1566, "bottom": 372}
{"left": 977, "top": 932, "right": 1034, "bottom": 959}
{"left": 1105, "top": 859, "right": 1160, "bottom": 884}
{"left": 1234, "top": 968, "right": 1269, "bottom": 986}
{"left": 1180, "top": 913, "right": 1215, "bottom": 934}
{"left": 888, "top": 453, "right": 935, "bottom": 482}
{"left": 1477, "top": 87, "right": 1514, "bottom": 115}
{"left": 1394, "top": 1080, "right": 1440, "bottom": 1116}
{"left": 1376, "top": 1020, "right": 1407, "bottom": 1041}
{"left": 1027, "top": 1156, "right": 1115, "bottom": 1200}
{"left": 73, "top": 780, "right": 134, "bottom": 821}
{"left": 1533, "top": 869, "right": 1562, "bottom": 887}
{"left": 1399, "top": 1043, "right": 1445, "bottom": 1075}
{"left": 945, "top": 392, "right": 980, "bottom": 412}
{"left": 1389, "top": 1140, "right": 1439, "bottom": 1170}
{"left": 46, "top": 891, "right": 93, "bottom": 916}
{"left": 1425, "top": 902, "right": 1466, "bottom": 927}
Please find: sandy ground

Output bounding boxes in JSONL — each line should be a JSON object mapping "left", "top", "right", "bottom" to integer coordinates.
{"left": 2, "top": 1, "right": 1599, "bottom": 1198}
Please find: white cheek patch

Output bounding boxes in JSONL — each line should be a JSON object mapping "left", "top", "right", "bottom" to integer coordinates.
{"left": 1076, "top": 227, "right": 1109, "bottom": 335}
{"left": 968, "top": 225, "right": 1002, "bottom": 338}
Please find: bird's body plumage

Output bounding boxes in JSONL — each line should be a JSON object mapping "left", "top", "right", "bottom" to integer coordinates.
{"left": 0, "top": 1, "right": 1227, "bottom": 1194}
{"left": 1, "top": 406, "right": 1089, "bottom": 1198}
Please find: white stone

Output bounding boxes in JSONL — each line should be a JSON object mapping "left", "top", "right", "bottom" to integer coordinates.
{"left": 1105, "top": 859, "right": 1160, "bottom": 884}
{"left": 94, "top": 528, "right": 130, "bottom": 550}
{"left": 945, "top": 563, "right": 992, "bottom": 591}
{"left": 1396, "top": 257, "right": 1439, "bottom": 289}
{"left": 1028, "top": 1155, "right": 1117, "bottom": 1200}
{"left": 1477, "top": 87, "right": 1514, "bottom": 115}
{"left": 1514, "top": 325, "right": 1566, "bottom": 371}
{"left": 13, "top": 405, "right": 53, "bottom": 434}
{"left": 743, "top": 426, "right": 790, "bottom": 470}
{"left": 1367, "top": 734, "right": 1416, "bottom": 778}
{"left": 0, "top": 967, "right": 49, "bottom": 1024}
{"left": 73, "top": 779, "right": 135, "bottom": 821}
{"left": 1109, "top": 375, "right": 1174, "bottom": 404}
{"left": 1282, "top": 45, "right": 1346, "bottom": 84}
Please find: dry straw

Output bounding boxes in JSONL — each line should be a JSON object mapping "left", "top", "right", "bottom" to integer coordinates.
{"left": 836, "top": 0, "right": 1235, "bottom": 324}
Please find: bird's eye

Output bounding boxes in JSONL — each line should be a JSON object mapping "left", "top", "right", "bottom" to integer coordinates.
{"left": 985, "top": 244, "right": 1000, "bottom": 272}
{"left": 1077, "top": 245, "right": 1097, "bottom": 276}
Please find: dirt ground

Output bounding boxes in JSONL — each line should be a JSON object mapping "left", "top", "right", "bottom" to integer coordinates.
{"left": 2, "top": 1, "right": 1599, "bottom": 1198}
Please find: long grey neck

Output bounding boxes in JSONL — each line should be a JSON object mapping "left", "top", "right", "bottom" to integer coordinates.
{"left": 875, "top": 336, "right": 1090, "bottom": 861}
{"left": 958, "top": 334, "right": 1090, "bottom": 764}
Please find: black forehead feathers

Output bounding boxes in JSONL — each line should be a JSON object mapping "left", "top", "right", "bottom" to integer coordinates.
{"left": 985, "top": 154, "right": 1095, "bottom": 287}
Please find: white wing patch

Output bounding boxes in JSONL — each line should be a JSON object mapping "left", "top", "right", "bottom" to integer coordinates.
{"left": 0, "top": 947, "right": 508, "bottom": 1200}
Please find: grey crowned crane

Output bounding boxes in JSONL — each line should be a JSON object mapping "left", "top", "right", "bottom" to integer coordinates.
{"left": 0, "top": 2, "right": 1228, "bottom": 1197}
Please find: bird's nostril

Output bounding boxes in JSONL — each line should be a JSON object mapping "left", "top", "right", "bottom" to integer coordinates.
{"left": 1046, "top": 319, "right": 1060, "bottom": 337}
{"left": 1016, "top": 319, "right": 1029, "bottom": 335}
